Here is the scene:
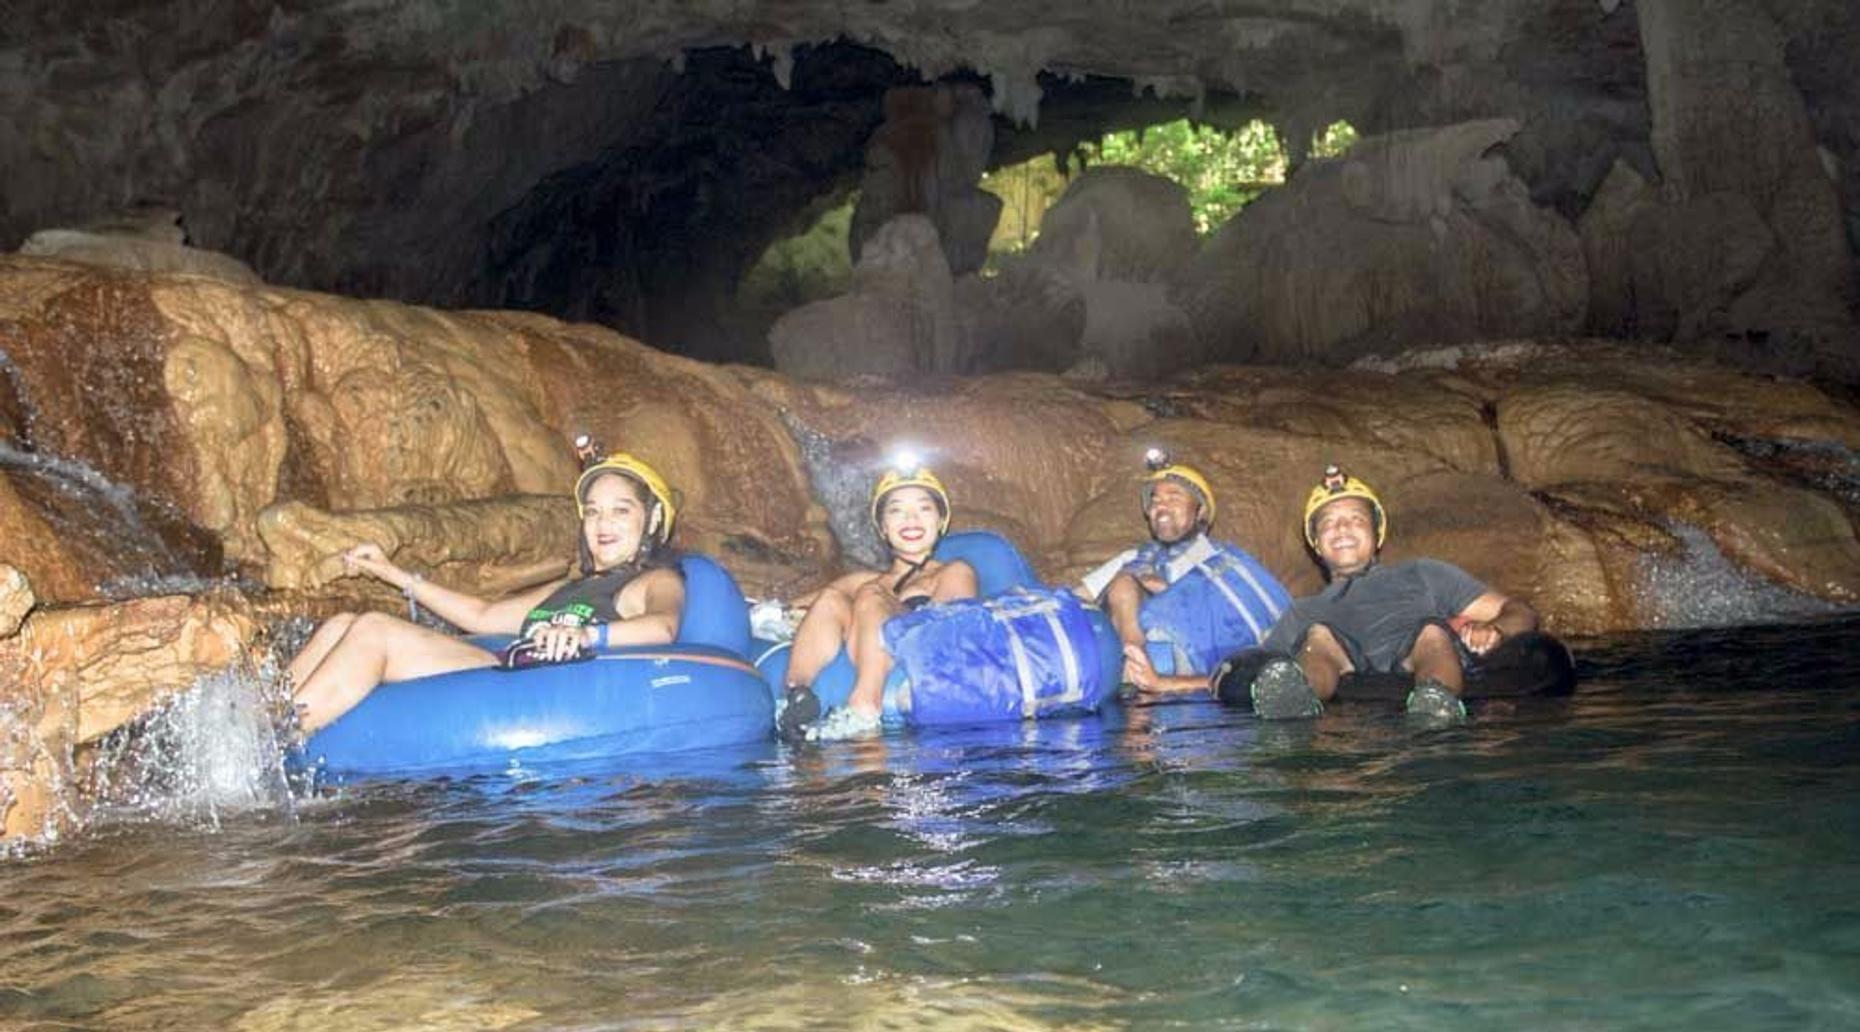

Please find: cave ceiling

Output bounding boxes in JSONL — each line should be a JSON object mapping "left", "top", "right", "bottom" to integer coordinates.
{"left": 3, "top": 0, "right": 1856, "bottom": 362}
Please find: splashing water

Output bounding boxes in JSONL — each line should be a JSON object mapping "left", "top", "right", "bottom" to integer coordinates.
{"left": 779, "top": 410, "right": 887, "bottom": 568}
{"left": 0, "top": 440, "right": 214, "bottom": 598}
{"left": 1637, "top": 522, "right": 1848, "bottom": 628}
{"left": 1712, "top": 430, "right": 1860, "bottom": 506}
{"left": 84, "top": 656, "right": 300, "bottom": 833}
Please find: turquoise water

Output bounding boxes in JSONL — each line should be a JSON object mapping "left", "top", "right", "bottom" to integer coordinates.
{"left": 2, "top": 620, "right": 1857, "bottom": 1029}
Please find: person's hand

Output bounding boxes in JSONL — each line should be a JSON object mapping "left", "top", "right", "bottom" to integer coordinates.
{"left": 527, "top": 623, "right": 586, "bottom": 663}
{"left": 339, "top": 543, "right": 398, "bottom": 584}
{"left": 1121, "top": 642, "right": 1162, "bottom": 692}
{"left": 1136, "top": 573, "right": 1168, "bottom": 595}
{"left": 1456, "top": 619, "right": 1504, "bottom": 655}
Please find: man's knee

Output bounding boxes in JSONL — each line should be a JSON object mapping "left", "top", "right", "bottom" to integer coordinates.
{"left": 1406, "top": 622, "right": 1466, "bottom": 672}
{"left": 1300, "top": 624, "right": 1348, "bottom": 662}
{"left": 1104, "top": 572, "right": 1143, "bottom": 606}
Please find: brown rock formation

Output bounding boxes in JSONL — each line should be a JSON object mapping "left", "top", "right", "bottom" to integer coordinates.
{"left": 0, "top": 564, "right": 34, "bottom": 636}
{"left": 0, "top": 589, "right": 259, "bottom": 840}
{"left": 0, "top": 258, "right": 836, "bottom": 599}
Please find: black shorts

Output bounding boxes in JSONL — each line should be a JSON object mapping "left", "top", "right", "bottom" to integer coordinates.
{"left": 1291, "top": 618, "right": 1474, "bottom": 675}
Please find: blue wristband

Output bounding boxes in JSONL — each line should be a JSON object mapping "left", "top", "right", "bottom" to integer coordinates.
{"left": 593, "top": 622, "right": 609, "bottom": 651}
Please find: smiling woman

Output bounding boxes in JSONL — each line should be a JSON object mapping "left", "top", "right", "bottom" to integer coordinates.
{"left": 774, "top": 455, "right": 978, "bottom": 741}
{"left": 287, "top": 451, "right": 686, "bottom": 733}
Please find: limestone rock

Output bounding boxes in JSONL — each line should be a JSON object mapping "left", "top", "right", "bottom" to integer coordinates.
{"left": 1030, "top": 168, "right": 1199, "bottom": 283}
{"left": 969, "top": 168, "right": 1206, "bottom": 378}
{"left": 258, "top": 496, "right": 578, "bottom": 597}
{"left": 769, "top": 214, "right": 969, "bottom": 380}
{"left": 954, "top": 264, "right": 1086, "bottom": 374}
{"left": 0, "top": 259, "right": 834, "bottom": 597}
{"left": 1175, "top": 119, "right": 1589, "bottom": 366}
{"left": 1498, "top": 384, "right": 1747, "bottom": 487}
{"left": 0, "top": 565, "right": 33, "bottom": 636}
{"left": 1635, "top": 0, "right": 1856, "bottom": 358}
{"left": 1074, "top": 280, "right": 1201, "bottom": 381}
{"left": 1496, "top": 374, "right": 1860, "bottom": 608}
{"left": 0, "top": 594, "right": 258, "bottom": 840}
{"left": 19, "top": 230, "right": 261, "bottom": 285}
{"left": 851, "top": 85, "right": 1002, "bottom": 277}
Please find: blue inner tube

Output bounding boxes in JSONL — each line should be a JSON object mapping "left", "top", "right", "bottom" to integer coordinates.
{"left": 298, "top": 555, "right": 771, "bottom": 776}
{"left": 754, "top": 530, "right": 1123, "bottom": 725}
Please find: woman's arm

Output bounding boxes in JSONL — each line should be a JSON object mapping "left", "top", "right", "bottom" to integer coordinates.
{"left": 931, "top": 560, "right": 978, "bottom": 602}
{"left": 341, "top": 543, "right": 559, "bottom": 635}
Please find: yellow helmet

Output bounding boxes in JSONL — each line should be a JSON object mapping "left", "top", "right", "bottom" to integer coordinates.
{"left": 1141, "top": 450, "right": 1217, "bottom": 527}
{"left": 575, "top": 452, "right": 678, "bottom": 544}
{"left": 1302, "top": 464, "right": 1386, "bottom": 550}
{"left": 870, "top": 466, "right": 951, "bottom": 535}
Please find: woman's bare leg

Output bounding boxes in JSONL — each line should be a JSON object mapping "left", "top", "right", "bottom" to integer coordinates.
{"left": 292, "top": 611, "right": 498, "bottom": 733}
{"left": 287, "top": 612, "right": 358, "bottom": 690}
{"left": 786, "top": 588, "right": 853, "bottom": 688}
{"left": 843, "top": 585, "right": 902, "bottom": 716}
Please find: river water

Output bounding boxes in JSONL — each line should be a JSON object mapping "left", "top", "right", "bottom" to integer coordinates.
{"left": 1, "top": 617, "right": 1857, "bottom": 1029}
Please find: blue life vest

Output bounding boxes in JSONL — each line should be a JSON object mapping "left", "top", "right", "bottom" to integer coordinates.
{"left": 1140, "top": 538, "right": 1290, "bottom": 676}
{"left": 883, "top": 586, "right": 1118, "bottom": 723}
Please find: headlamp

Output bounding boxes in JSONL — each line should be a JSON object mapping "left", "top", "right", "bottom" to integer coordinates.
{"left": 889, "top": 447, "right": 925, "bottom": 477}
{"left": 573, "top": 432, "right": 605, "bottom": 469}
{"left": 1144, "top": 447, "right": 1171, "bottom": 472}
{"left": 1322, "top": 463, "right": 1347, "bottom": 493}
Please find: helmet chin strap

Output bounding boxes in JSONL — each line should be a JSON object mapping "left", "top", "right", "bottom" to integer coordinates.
{"left": 891, "top": 555, "right": 931, "bottom": 595}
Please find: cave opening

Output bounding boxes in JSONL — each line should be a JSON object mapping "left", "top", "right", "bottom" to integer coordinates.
{"left": 465, "top": 40, "right": 1279, "bottom": 366}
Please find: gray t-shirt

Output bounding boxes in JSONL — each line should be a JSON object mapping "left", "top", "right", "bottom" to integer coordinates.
{"left": 1262, "top": 559, "right": 1488, "bottom": 672}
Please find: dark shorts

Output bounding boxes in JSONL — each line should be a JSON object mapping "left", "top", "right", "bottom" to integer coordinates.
{"left": 1292, "top": 618, "right": 1473, "bottom": 675}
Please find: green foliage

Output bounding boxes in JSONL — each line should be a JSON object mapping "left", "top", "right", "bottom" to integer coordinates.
{"left": 752, "top": 119, "right": 1364, "bottom": 290}
{"left": 979, "top": 158, "right": 1072, "bottom": 254}
{"left": 738, "top": 196, "right": 856, "bottom": 310}
{"left": 982, "top": 118, "right": 1361, "bottom": 255}
{"left": 1081, "top": 119, "right": 1288, "bottom": 233}
{"left": 1312, "top": 120, "right": 1359, "bottom": 159}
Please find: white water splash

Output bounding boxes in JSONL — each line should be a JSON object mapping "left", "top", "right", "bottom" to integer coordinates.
{"left": 0, "top": 439, "right": 216, "bottom": 599}
{"left": 85, "top": 657, "right": 300, "bottom": 832}
{"left": 1637, "top": 523, "right": 1848, "bottom": 628}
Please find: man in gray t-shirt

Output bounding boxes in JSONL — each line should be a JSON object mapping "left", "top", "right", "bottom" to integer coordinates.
{"left": 1246, "top": 466, "right": 1540, "bottom": 721}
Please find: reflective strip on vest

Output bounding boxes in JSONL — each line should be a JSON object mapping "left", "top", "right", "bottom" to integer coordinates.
{"left": 1225, "top": 554, "right": 1286, "bottom": 623}
{"left": 1196, "top": 556, "right": 1265, "bottom": 642}
{"left": 1001, "top": 618, "right": 1038, "bottom": 717}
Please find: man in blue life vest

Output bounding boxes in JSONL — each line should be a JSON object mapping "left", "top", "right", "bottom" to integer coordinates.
{"left": 1244, "top": 465, "right": 1541, "bottom": 723}
{"left": 1078, "top": 450, "right": 1291, "bottom": 695}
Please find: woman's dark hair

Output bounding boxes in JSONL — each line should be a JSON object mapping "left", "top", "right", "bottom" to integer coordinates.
{"left": 576, "top": 469, "right": 682, "bottom": 578}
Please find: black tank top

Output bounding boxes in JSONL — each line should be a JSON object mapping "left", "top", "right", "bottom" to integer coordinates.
{"left": 519, "top": 568, "right": 638, "bottom": 638}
